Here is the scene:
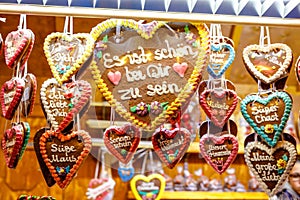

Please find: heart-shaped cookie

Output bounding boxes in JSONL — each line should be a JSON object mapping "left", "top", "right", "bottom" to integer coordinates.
{"left": 86, "top": 177, "right": 115, "bottom": 200}
{"left": 44, "top": 32, "right": 94, "bottom": 84}
{"left": 242, "top": 43, "right": 292, "bottom": 85}
{"left": 199, "top": 133, "right": 239, "bottom": 174}
{"left": 21, "top": 73, "right": 37, "bottom": 117}
{"left": 118, "top": 165, "right": 135, "bottom": 182}
{"left": 4, "top": 29, "right": 35, "bottom": 70}
{"left": 39, "top": 129, "right": 91, "bottom": 189}
{"left": 18, "top": 122, "right": 30, "bottom": 160}
{"left": 34, "top": 128, "right": 56, "bottom": 187}
{"left": 40, "top": 78, "right": 91, "bottom": 132}
{"left": 130, "top": 174, "right": 166, "bottom": 200}
{"left": 240, "top": 91, "right": 292, "bottom": 147}
{"left": 207, "top": 43, "right": 235, "bottom": 78}
{"left": 296, "top": 56, "right": 300, "bottom": 85}
{"left": 0, "top": 77, "right": 25, "bottom": 120}
{"left": 199, "top": 88, "right": 238, "bottom": 127}
{"left": 90, "top": 19, "right": 209, "bottom": 131}
{"left": 104, "top": 124, "right": 141, "bottom": 164}
{"left": 244, "top": 140, "right": 297, "bottom": 196}
{"left": 152, "top": 127, "right": 191, "bottom": 169}
{"left": 1, "top": 124, "right": 24, "bottom": 168}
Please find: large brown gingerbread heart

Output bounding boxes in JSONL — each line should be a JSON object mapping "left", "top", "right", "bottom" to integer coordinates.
{"left": 104, "top": 124, "right": 141, "bottom": 164}
{"left": 244, "top": 140, "right": 297, "bottom": 196}
{"left": 90, "top": 19, "right": 209, "bottom": 131}
{"left": 39, "top": 130, "right": 91, "bottom": 189}
{"left": 40, "top": 78, "right": 91, "bottom": 133}
{"left": 242, "top": 43, "right": 292, "bottom": 85}
{"left": 0, "top": 77, "right": 25, "bottom": 120}
{"left": 152, "top": 127, "right": 191, "bottom": 169}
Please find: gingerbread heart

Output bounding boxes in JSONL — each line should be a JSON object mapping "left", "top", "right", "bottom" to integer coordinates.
{"left": 207, "top": 43, "right": 235, "bottom": 78}
{"left": 0, "top": 77, "right": 25, "bottom": 120}
{"left": 39, "top": 130, "right": 91, "bottom": 189}
{"left": 40, "top": 78, "right": 91, "bottom": 132}
{"left": 86, "top": 177, "right": 115, "bottom": 200}
{"left": 44, "top": 32, "right": 94, "bottom": 84}
{"left": 34, "top": 128, "right": 56, "bottom": 187}
{"left": 1, "top": 124, "right": 24, "bottom": 168}
{"left": 240, "top": 91, "right": 292, "bottom": 147}
{"left": 21, "top": 73, "right": 37, "bottom": 117}
{"left": 296, "top": 56, "right": 300, "bottom": 85}
{"left": 104, "top": 124, "right": 141, "bottom": 164}
{"left": 242, "top": 43, "right": 292, "bottom": 85}
{"left": 130, "top": 174, "right": 166, "bottom": 200}
{"left": 118, "top": 165, "right": 135, "bottom": 182}
{"left": 4, "top": 29, "right": 35, "bottom": 70}
{"left": 152, "top": 127, "right": 191, "bottom": 169}
{"left": 199, "top": 88, "right": 238, "bottom": 127}
{"left": 244, "top": 140, "right": 297, "bottom": 196}
{"left": 90, "top": 19, "right": 209, "bottom": 131}
{"left": 199, "top": 133, "right": 239, "bottom": 174}
{"left": 18, "top": 122, "right": 30, "bottom": 160}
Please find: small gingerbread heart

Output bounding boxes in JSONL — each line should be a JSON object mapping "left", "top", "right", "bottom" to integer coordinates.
{"left": 1, "top": 124, "right": 24, "bottom": 168}
{"left": 21, "top": 73, "right": 37, "bottom": 117}
{"left": 118, "top": 165, "right": 135, "bottom": 182}
{"left": 86, "top": 177, "right": 115, "bottom": 200}
{"left": 240, "top": 91, "right": 292, "bottom": 147}
{"left": 152, "top": 127, "right": 191, "bottom": 169}
{"left": 39, "top": 129, "right": 91, "bottom": 189}
{"left": 0, "top": 77, "right": 25, "bottom": 120}
{"left": 242, "top": 43, "right": 292, "bottom": 85}
{"left": 172, "top": 62, "right": 188, "bottom": 78}
{"left": 104, "top": 124, "right": 141, "bottom": 164}
{"left": 199, "top": 133, "right": 239, "bottom": 174}
{"left": 43, "top": 32, "right": 94, "bottom": 84}
{"left": 40, "top": 78, "right": 91, "bottom": 132}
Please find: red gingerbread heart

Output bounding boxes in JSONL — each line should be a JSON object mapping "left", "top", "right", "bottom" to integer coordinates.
{"left": 40, "top": 78, "right": 91, "bottom": 132}
{"left": 199, "top": 133, "right": 239, "bottom": 174}
{"left": 152, "top": 127, "right": 191, "bottom": 169}
{"left": 199, "top": 88, "right": 238, "bottom": 127}
{"left": 104, "top": 124, "right": 141, "bottom": 164}
{"left": 21, "top": 73, "right": 37, "bottom": 117}
{"left": 4, "top": 29, "right": 35, "bottom": 70}
{"left": 0, "top": 77, "right": 25, "bottom": 120}
{"left": 1, "top": 124, "right": 24, "bottom": 168}
{"left": 39, "top": 130, "right": 92, "bottom": 189}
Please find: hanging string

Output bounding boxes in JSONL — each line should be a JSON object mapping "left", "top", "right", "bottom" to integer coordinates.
{"left": 149, "top": 150, "right": 154, "bottom": 174}
{"left": 100, "top": 149, "right": 106, "bottom": 179}
{"left": 94, "top": 148, "right": 101, "bottom": 179}
{"left": 63, "top": 16, "right": 73, "bottom": 35}
{"left": 259, "top": 26, "right": 270, "bottom": 47}
{"left": 141, "top": 150, "right": 149, "bottom": 175}
{"left": 93, "top": 0, "right": 97, "bottom": 8}
{"left": 110, "top": 107, "right": 115, "bottom": 126}
{"left": 42, "top": 0, "right": 47, "bottom": 5}
{"left": 18, "top": 14, "right": 27, "bottom": 30}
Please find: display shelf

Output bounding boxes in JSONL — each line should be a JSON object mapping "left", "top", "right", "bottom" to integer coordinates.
{"left": 127, "top": 191, "right": 269, "bottom": 200}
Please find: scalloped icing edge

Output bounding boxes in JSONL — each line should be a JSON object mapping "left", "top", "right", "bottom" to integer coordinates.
{"left": 89, "top": 19, "right": 210, "bottom": 131}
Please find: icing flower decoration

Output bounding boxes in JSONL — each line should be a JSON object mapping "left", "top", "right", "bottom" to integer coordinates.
{"left": 264, "top": 124, "right": 274, "bottom": 134}
{"left": 56, "top": 166, "right": 70, "bottom": 176}
{"left": 277, "top": 154, "right": 288, "bottom": 174}
{"left": 56, "top": 65, "right": 71, "bottom": 74}
{"left": 136, "top": 102, "right": 149, "bottom": 117}
{"left": 150, "top": 101, "right": 162, "bottom": 115}
{"left": 64, "top": 92, "right": 73, "bottom": 99}
{"left": 95, "top": 35, "right": 108, "bottom": 59}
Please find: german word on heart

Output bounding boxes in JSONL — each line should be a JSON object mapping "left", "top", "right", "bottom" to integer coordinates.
{"left": 152, "top": 127, "right": 191, "bottom": 169}
{"left": 199, "top": 133, "right": 239, "bottom": 174}
{"left": 240, "top": 91, "right": 292, "bottom": 147}
{"left": 130, "top": 173, "right": 166, "bottom": 200}
{"left": 244, "top": 141, "right": 297, "bottom": 196}
{"left": 39, "top": 130, "right": 91, "bottom": 189}
{"left": 103, "top": 124, "right": 141, "bottom": 164}
{"left": 43, "top": 32, "right": 94, "bottom": 84}
{"left": 207, "top": 43, "right": 235, "bottom": 78}
{"left": 242, "top": 43, "right": 292, "bottom": 84}
{"left": 199, "top": 88, "right": 238, "bottom": 128}
{"left": 90, "top": 19, "right": 209, "bottom": 131}
{"left": 0, "top": 77, "right": 25, "bottom": 120}
{"left": 40, "top": 78, "right": 91, "bottom": 132}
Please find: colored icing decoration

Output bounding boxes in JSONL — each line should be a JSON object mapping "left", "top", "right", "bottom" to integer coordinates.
{"left": 199, "top": 133, "right": 239, "bottom": 174}
{"left": 244, "top": 140, "right": 297, "bottom": 197}
{"left": 40, "top": 78, "right": 91, "bottom": 132}
{"left": 242, "top": 43, "right": 292, "bottom": 84}
{"left": 1, "top": 124, "right": 24, "bottom": 168}
{"left": 19, "top": 122, "right": 30, "bottom": 160}
{"left": 240, "top": 91, "right": 292, "bottom": 147}
{"left": 39, "top": 130, "right": 92, "bottom": 189}
{"left": 130, "top": 174, "right": 166, "bottom": 200}
{"left": 90, "top": 19, "right": 209, "bottom": 131}
{"left": 43, "top": 32, "right": 94, "bottom": 84}
{"left": 4, "top": 29, "right": 35, "bottom": 70}
{"left": 296, "top": 56, "right": 300, "bottom": 85}
{"left": 152, "top": 127, "right": 191, "bottom": 169}
{"left": 21, "top": 73, "right": 37, "bottom": 117}
{"left": 207, "top": 43, "right": 235, "bottom": 78}
{"left": 17, "top": 195, "right": 56, "bottom": 200}
{"left": 103, "top": 124, "right": 141, "bottom": 164}
{"left": 0, "top": 77, "right": 25, "bottom": 120}
{"left": 86, "top": 177, "right": 116, "bottom": 200}
{"left": 199, "top": 88, "right": 238, "bottom": 127}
